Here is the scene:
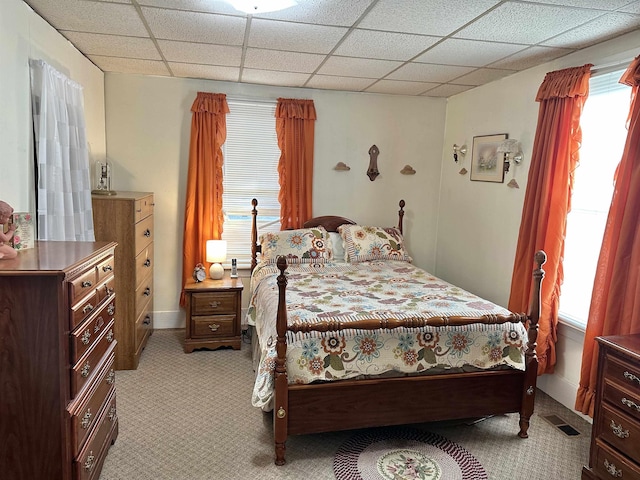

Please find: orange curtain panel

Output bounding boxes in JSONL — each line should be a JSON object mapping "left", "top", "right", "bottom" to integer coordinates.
{"left": 275, "top": 98, "right": 316, "bottom": 229}
{"left": 508, "top": 64, "right": 592, "bottom": 375}
{"left": 576, "top": 56, "right": 640, "bottom": 416}
{"left": 180, "top": 92, "right": 229, "bottom": 306}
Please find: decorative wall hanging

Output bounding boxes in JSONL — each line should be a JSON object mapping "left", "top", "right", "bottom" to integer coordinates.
{"left": 470, "top": 133, "right": 507, "bottom": 183}
{"left": 453, "top": 144, "right": 467, "bottom": 163}
{"left": 334, "top": 162, "right": 350, "bottom": 171}
{"left": 459, "top": 168, "right": 468, "bottom": 175}
{"left": 367, "top": 145, "right": 380, "bottom": 181}
{"left": 400, "top": 165, "right": 416, "bottom": 175}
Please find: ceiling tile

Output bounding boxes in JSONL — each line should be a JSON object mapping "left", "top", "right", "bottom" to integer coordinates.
{"left": 388, "top": 63, "right": 475, "bottom": 83}
{"left": 253, "top": 0, "right": 374, "bottom": 26}
{"left": 365, "top": 80, "right": 440, "bottom": 95}
{"left": 414, "top": 38, "right": 527, "bottom": 67}
{"left": 422, "top": 84, "right": 475, "bottom": 97}
{"left": 359, "top": 0, "right": 502, "bottom": 36}
{"left": 454, "top": 2, "right": 604, "bottom": 44}
{"left": 97, "top": 0, "right": 132, "bottom": 3}
{"left": 317, "top": 56, "right": 402, "bottom": 78}
{"left": 529, "top": 0, "right": 631, "bottom": 10}
{"left": 248, "top": 18, "right": 348, "bottom": 54}
{"left": 169, "top": 63, "right": 240, "bottom": 81}
{"left": 541, "top": 12, "right": 640, "bottom": 49}
{"left": 141, "top": 7, "right": 246, "bottom": 44}
{"left": 618, "top": 1, "right": 640, "bottom": 14}
{"left": 25, "top": 0, "right": 148, "bottom": 36}
{"left": 306, "top": 75, "right": 376, "bottom": 91}
{"left": 241, "top": 69, "right": 310, "bottom": 87}
{"left": 61, "top": 31, "right": 161, "bottom": 60}
{"left": 488, "top": 45, "right": 573, "bottom": 70}
{"left": 136, "top": 0, "right": 240, "bottom": 14}
{"left": 334, "top": 30, "right": 440, "bottom": 61}
{"left": 452, "top": 67, "right": 515, "bottom": 86}
{"left": 89, "top": 56, "right": 170, "bottom": 75}
{"left": 158, "top": 40, "right": 242, "bottom": 66}
{"left": 244, "top": 49, "right": 326, "bottom": 73}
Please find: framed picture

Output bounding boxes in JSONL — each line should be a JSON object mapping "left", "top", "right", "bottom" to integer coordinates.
{"left": 470, "top": 133, "right": 507, "bottom": 183}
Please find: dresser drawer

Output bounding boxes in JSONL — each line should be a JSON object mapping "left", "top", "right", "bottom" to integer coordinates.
{"left": 191, "top": 291, "right": 237, "bottom": 316}
{"left": 134, "top": 214, "right": 154, "bottom": 255}
{"left": 604, "top": 378, "right": 640, "bottom": 423}
{"left": 71, "top": 323, "right": 116, "bottom": 397}
{"left": 96, "top": 276, "right": 115, "bottom": 306}
{"left": 594, "top": 438, "right": 640, "bottom": 480}
{"left": 70, "top": 290, "right": 100, "bottom": 330}
{"left": 71, "top": 300, "right": 116, "bottom": 364}
{"left": 606, "top": 353, "right": 640, "bottom": 399}
{"left": 135, "top": 245, "right": 154, "bottom": 284}
{"left": 70, "top": 354, "right": 116, "bottom": 455}
{"left": 191, "top": 315, "right": 236, "bottom": 338}
{"left": 95, "top": 256, "right": 115, "bottom": 283}
{"left": 135, "top": 277, "right": 153, "bottom": 319}
{"left": 135, "top": 307, "right": 153, "bottom": 352}
{"left": 599, "top": 403, "right": 640, "bottom": 461}
{"left": 74, "top": 389, "right": 117, "bottom": 480}
{"left": 70, "top": 267, "right": 98, "bottom": 307}
{"left": 134, "top": 195, "right": 154, "bottom": 223}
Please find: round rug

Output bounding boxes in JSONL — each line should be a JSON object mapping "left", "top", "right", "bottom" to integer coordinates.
{"left": 333, "top": 427, "right": 487, "bottom": 480}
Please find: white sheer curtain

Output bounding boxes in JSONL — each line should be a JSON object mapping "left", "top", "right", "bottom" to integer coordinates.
{"left": 29, "top": 59, "right": 95, "bottom": 241}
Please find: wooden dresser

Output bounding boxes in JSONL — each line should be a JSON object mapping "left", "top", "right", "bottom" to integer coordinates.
{"left": 583, "top": 335, "right": 640, "bottom": 479}
{"left": 0, "top": 241, "right": 118, "bottom": 480}
{"left": 92, "top": 191, "right": 154, "bottom": 370}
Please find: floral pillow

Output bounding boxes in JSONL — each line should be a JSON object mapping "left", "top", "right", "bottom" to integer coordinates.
{"left": 338, "top": 225, "right": 412, "bottom": 263}
{"left": 259, "top": 227, "right": 330, "bottom": 264}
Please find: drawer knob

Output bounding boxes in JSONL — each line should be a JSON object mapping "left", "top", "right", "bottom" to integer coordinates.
{"left": 107, "top": 329, "right": 114, "bottom": 342}
{"left": 108, "top": 303, "right": 115, "bottom": 316}
{"left": 144, "top": 287, "right": 151, "bottom": 296}
{"left": 106, "top": 369, "right": 115, "bottom": 386}
{"left": 81, "top": 361, "right": 91, "bottom": 378}
{"left": 82, "top": 303, "right": 94, "bottom": 314}
{"left": 81, "top": 329, "right": 91, "bottom": 345}
{"left": 209, "top": 323, "right": 220, "bottom": 332}
{"left": 623, "top": 370, "right": 640, "bottom": 385}
{"left": 209, "top": 301, "right": 220, "bottom": 308}
{"left": 144, "top": 229, "right": 151, "bottom": 237}
{"left": 108, "top": 405, "right": 117, "bottom": 422}
{"left": 81, "top": 409, "right": 92, "bottom": 429}
{"left": 81, "top": 281, "right": 93, "bottom": 288}
{"left": 144, "top": 258, "right": 151, "bottom": 267}
{"left": 604, "top": 459, "right": 622, "bottom": 477}
{"left": 143, "top": 315, "right": 151, "bottom": 326}
{"left": 621, "top": 397, "right": 640, "bottom": 412}
{"left": 610, "top": 419, "right": 629, "bottom": 439}
{"left": 102, "top": 264, "right": 113, "bottom": 272}
{"left": 84, "top": 452, "right": 95, "bottom": 471}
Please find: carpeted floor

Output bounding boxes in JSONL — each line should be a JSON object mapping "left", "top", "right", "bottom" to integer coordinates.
{"left": 99, "top": 329, "right": 591, "bottom": 480}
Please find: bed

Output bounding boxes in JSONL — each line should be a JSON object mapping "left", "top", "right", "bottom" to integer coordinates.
{"left": 248, "top": 198, "right": 546, "bottom": 465}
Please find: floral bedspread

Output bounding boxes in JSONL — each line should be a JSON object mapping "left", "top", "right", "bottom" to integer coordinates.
{"left": 247, "top": 260, "right": 527, "bottom": 409}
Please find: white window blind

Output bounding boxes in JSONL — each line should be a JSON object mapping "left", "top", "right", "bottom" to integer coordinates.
{"left": 222, "top": 99, "right": 281, "bottom": 268}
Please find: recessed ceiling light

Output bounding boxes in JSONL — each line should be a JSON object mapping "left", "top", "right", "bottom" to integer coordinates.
{"left": 226, "top": 0, "right": 297, "bottom": 14}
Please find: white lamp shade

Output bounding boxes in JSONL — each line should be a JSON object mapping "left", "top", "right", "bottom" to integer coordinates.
{"left": 206, "top": 240, "right": 227, "bottom": 279}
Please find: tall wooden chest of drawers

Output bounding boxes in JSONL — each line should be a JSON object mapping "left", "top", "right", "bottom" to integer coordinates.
{"left": 0, "top": 241, "right": 118, "bottom": 480}
{"left": 92, "top": 191, "right": 154, "bottom": 370}
{"left": 583, "top": 335, "right": 640, "bottom": 479}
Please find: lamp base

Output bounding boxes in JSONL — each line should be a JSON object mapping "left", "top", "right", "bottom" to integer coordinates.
{"left": 209, "top": 262, "right": 224, "bottom": 280}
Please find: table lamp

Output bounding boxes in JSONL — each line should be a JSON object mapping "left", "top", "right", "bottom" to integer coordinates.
{"left": 206, "top": 240, "right": 227, "bottom": 280}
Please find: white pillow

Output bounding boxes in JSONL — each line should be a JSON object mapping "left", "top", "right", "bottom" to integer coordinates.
{"left": 328, "top": 232, "right": 346, "bottom": 262}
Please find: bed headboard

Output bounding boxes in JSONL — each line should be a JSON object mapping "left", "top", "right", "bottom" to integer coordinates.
{"left": 250, "top": 199, "right": 406, "bottom": 272}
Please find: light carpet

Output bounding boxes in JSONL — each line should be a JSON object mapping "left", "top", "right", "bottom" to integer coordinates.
{"left": 99, "top": 329, "right": 591, "bottom": 480}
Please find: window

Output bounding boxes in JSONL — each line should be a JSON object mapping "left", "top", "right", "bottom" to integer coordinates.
{"left": 221, "top": 99, "right": 281, "bottom": 268}
{"left": 559, "top": 70, "right": 630, "bottom": 328}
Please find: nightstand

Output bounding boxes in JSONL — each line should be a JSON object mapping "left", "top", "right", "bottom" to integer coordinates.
{"left": 183, "top": 277, "right": 243, "bottom": 353}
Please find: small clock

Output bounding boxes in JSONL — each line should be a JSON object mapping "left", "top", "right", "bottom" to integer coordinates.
{"left": 193, "top": 263, "right": 206, "bottom": 282}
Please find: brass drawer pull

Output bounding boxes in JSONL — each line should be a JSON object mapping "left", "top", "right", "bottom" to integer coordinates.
{"left": 106, "top": 329, "right": 114, "bottom": 342}
{"left": 106, "top": 369, "right": 115, "bottom": 386}
{"left": 107, "top": 302, "right": 115, "bottom": 316}
{"left": 610, "top": 419, "right": 629, "bottom": 439}
{"left": 624, "top": 370, "right": 640, "bottom": 385}
{"left": 209, "top": 324, "right": 220, "bottom": 332}
{"left": 81, "top": 329, "right": 91, "bottom": 345}
{"left": 82, "top": 303, "right": 94, "bottom": 314}
{"left": 81, "top": 409, "right": 92, "bottom": 429}
{"left": 81, "top": 362, "right": 91, "bottom": 378}
{"left": 144, "top": 229, "right": 151, "bottom": 237}
{"left": 94, "top": 316, "right": 104, "bottom": 333}
{"left": 144, "top": 287, "right": 151, "bottom": 296}
{"left": 84, "top": 452, "right": 95, "bottom": 471}
{"left": 81, "top": 281, "right": 92, "bottom": 288}
{"left": 144, "top": 258, "right": 151, "bottom": 267}
{"left": 209, "top": 301, "right": 220, "bottom": 308}
{"left": 108, "top": 405, "right": 117, "bottom": 422}
{"left": 102, "top": 264, "right": 113, "bottom": 272}
{"left": 604, "top": 459, "right": 622, "bottom": 477}
{"left": 622, "top": 397, "right": 640, "bottom": 412}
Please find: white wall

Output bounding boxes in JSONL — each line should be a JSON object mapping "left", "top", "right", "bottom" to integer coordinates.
{"left": 0, "top": 0, "right": 105, "bottom": 213}
{"left": 440, "top": 29, "right": 640, "bottom": 414}
{"left": 104, "top": 74, "right": 446, "bottom": 327}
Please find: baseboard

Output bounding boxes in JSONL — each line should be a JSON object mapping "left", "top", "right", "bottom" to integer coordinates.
{"left": 152, "top": 308, "right": 250, "bottom": 330}
{"left": 538, "top": 374, "right": 592, "bottom": 424}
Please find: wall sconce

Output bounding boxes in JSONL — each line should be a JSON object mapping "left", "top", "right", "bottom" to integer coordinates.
{"left": 206, "top": 239, "right": 227, "bottom": 279}
{"left": 453, "top": 144, "right": 467, "bottom": 163}
{"left": 496, "top": 139, "right": 523, "bottom": 173}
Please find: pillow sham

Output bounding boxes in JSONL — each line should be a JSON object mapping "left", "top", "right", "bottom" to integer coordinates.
{"left": 338, "top": 225, "right": 412, "bottom": 263}
{"left": 259, "top": 226, "right": 330, "bottom": 264}
{"left": 328, "top": 231, "right": 346, "bottom": 262}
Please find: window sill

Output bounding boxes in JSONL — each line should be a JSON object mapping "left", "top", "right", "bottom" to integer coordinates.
{"left": 558, "top": 314, "right": 586, "bottom": 343}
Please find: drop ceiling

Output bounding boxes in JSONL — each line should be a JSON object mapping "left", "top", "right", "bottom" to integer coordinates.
{"left": 22, "top": 0, "right": 640, "bottom": 97}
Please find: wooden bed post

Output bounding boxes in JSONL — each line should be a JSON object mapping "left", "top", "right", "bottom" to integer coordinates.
{"left": 398, "top": 199, "right": 405, "bottom": 234}
{"left": 518, "top": 250, "right": 546, "bottom": 438}
{"left": 274, "top": 256, "right": 289, "bottom": 465}
{"left": 251, "top": 198, "right": 259, "bottom": 273}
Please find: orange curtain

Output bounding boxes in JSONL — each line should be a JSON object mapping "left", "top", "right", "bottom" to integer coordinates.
{"left": 508, "top": 64, "right": 592, "bottom": 375}
{"left": 575, "top": 56, "right": 640, "bottom": 416}
{"left": 275, "top": 98, "right": 316, "bottom": 229}
{"left": 180, "top": 92, "right": 229, "bottom": 306}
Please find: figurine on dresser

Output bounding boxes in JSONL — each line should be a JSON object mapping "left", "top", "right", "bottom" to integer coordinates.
{"left": 0, "top": 200, "right": 17, "bottom": 259}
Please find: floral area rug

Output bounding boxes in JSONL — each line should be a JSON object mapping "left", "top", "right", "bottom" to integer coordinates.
{"left": 333, "top": 427, "right": 487, "bottom": 480}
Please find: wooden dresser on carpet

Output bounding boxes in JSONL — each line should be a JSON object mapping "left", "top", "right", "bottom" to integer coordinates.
{"left": 582, "top": 334, "right": 640, "bottom": 479}
{"left": 0, "top": 241, "right": 119, "bottom": 480}
{"left": 92, "top": 191, "right": 154, "bottom": 370}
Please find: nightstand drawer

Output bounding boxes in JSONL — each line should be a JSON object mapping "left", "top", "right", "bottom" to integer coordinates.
{"left": 594, "top": 439, "right": 640, "bottom": 480}
{"left": 599, "top": 403, "right": 640, "bottom": 461}
{"left": 191, "top": 291, "right": 237, "bottom": 316}
{"left": 191, "top": 315, "right": 236, "bottom": 338}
